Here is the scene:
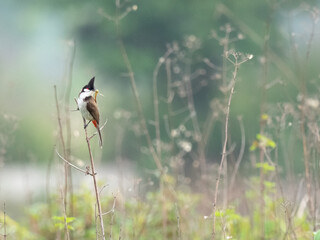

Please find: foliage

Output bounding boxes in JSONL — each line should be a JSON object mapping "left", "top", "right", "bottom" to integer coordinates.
{"left": 1, "top": 1, "right": 320, "bottom": 240}
{"left": 0, "top": 175, "right": 314, "bottom": 239}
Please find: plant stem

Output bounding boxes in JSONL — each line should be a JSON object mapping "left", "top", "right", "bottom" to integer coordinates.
{"left": 54, "top": 85, "right": 70, "bottom": 240}
{"left": 3, "top": 203, "right": 6, "bottom": 240}
{"left": 114, "top": 14, "right": 163, "bottom": 172}
{"left": 212, "top": 60, "right": 239, "bottom": 240}
{"left": 83, "top": 118, "right": 106, "bottom": 240}
{"left": 64, "top": 40, "right": 76, "bottom": 226}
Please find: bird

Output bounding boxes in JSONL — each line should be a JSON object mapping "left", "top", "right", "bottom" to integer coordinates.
{"left": 77, "top": 77, "right": 103, "bottom": 147}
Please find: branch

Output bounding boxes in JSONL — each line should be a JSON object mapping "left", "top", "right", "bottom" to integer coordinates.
{"left": 83, "top": 117, "right": 106, "bottom": 240}
{"left": 212, "top": 57, "right": 239, "bottom": 240}
{"left": 3, "top": 203, "right": 6, "bottom": 240}
{"left": 55, "top": 149, "right": 92, "bottom": 176}
{"left": 53, "top": 85, "right": 70, "bottom": 240}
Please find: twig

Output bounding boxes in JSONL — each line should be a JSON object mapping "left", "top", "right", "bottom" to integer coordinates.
{"left": 3, "top": 202, "right": 7, "bottom": 240}
{"left": 101, "top": 2, "right": 163, "bottom": 172}
{"left": 83, "top": 117, "right": 106, "bottom": 240}
{"left": 175, "top": 203, "right": 182, "bottom": 240}
{"left": 212, "top": 52, "right": 251, "bottom": 239}
{"left": 64, "top": 39, "right": 76, "bottom": 223}
{"left": 109, "top": 193, "right": 117, "bottom": 240}
{"left": 117, "top": 38, "right": 163, "bottom": 172}
{"left": 60, "top": 188, "right": 71, "bottom": 240}
{"left": 54, "top": 85, "right": 70, "bottom": 240}
{"left": 184, "top": 57, "right": 207, "bottom": 177}
{"left": 153, "top": 49, "right": 173, "bottom": 159}
{"left": 55, "top": 149, "right": 91, "bottom": 176}
{"left": 99, "top": 185, "right": 109, "bottom": 196}
{"left": 229, "top": 116, "right": 245, "bottom": 191}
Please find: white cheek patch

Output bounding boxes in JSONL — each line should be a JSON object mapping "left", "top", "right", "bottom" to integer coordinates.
{"left": 79, "top": 91, "right": 92, "bottom": 99}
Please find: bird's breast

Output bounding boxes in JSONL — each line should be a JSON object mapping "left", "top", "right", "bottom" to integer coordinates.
{"left": 77, "top": 97, "right": 94, "bottom": 121}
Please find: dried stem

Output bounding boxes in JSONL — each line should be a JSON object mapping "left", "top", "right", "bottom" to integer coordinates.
{"left": 175, "top": 203, "right": 182, "bottom": 240}
{"left": 229, "top": 116, "right": 245, "bottom": 191}
{"left": 54, "top": 85, "right": 70, "bottom": 240}
{"left": 60, "top": 188, "right": 71, "bottom": 240}
{"left": 212, "top": 54, "right": 242, "bottom": 239}
{"left": 64, "top": 40, "right": 76, "bottom": 223}
{"left": 3, "top": 203, "right": 6, "bottom": 240}
{"left": 108, "top": 193, "right": 117, "bottom": 240}
{"left": 289, "top": 10, "right": 316, "bottom": 217}
{"left": 83, "top": 117, "right": 106, "bottom": 240}
{"left": 55, "top": 149, "right": 92, "bottom": 176}
{"left": 153, "top": 49, "right": 173, "bottom": 159}
{"left": 184, "top": 57, "right": 207, "bottom": 177}
{"left": 108, "top": 6, "right": 163, "bottom": 172}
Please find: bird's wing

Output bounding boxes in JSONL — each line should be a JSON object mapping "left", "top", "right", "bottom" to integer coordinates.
{"left": 86, "top": 97, "right": 100, "bottom": 124}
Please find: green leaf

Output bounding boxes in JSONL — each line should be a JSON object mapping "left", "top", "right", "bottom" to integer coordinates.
{"left": 52, "top": 216, "right": 65, "bottom": 222}
{"left": 249, "top": 140, "right": 259, "bottom": 151}
{"left": 215, "top": 210, "right": 224, "bottom": 217}
{"left": 264, "top": 180, "right": 275, "bottom": 189}
{"left": 256, "top": 162, "right": 275, "bottom": 172}
{"left": 66, "top": 217, "right": 76, "bottom": 223}
{"left": 256, "top": 134, "right": 276, "bottom": 148}
{"left": 261, "top": 113, "right": 269, "bottom": 121}
{"left": 314, "top": 230, "right": 320, "bottom": 240}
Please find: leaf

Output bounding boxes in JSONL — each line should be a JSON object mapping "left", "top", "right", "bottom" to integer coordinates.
{"left": 249, "top": 140, "right": 259, "bottom": 151}
{"left": 256, "top": 134, "right": 276, "bottom": 148}
{"left": 261, "top": 114, "right": 269, "bottom": 121}
{"left": 215, "top": 210, "right": 224, "bottom": 217}
{"left": 66, "top": 217, "right": 76, "bottom": 223}
{"left": 314, "top": 230, "right": 320, "bottom": 240}
{"left": 52, "top": 216, "right": 64, "bottom": 222}
{"left": 264, "top": 180, "right": 275, "bottom": 189}
{"left": 256, "top": 162, "right": 275, "bottom": 172}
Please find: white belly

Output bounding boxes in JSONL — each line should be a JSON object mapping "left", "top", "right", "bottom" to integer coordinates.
{"left": 78, "top": 97, "right": 94, "bottom": 121}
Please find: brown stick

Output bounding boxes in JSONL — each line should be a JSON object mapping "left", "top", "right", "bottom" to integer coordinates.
{"left": 54, "top": 85, "right": 70, "bottom": 240}
{"left": 83, "top": 118, "right": 106, "bottom": 240}
{"left": 3, "top": 203, "right": 7, "bottom": 240}
{"left": 211, "top": 52, "right": 253, "bottom": 239}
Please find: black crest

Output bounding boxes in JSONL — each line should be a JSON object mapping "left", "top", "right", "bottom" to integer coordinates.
{"left": 83, "top": 77, "right": 95, "bottom": 91}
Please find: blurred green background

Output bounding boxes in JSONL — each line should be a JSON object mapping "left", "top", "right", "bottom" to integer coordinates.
{"left": 1, "top": 0, "right": 320, "bottom": 214}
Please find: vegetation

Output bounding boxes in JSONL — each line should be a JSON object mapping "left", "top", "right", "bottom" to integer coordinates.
{"left": 1, "top": 0, "right": 320, "bottom": 239}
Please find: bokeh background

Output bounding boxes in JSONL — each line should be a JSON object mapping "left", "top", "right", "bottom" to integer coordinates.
{"left": 1, "top": 0, "right": 320, "bottom": 239}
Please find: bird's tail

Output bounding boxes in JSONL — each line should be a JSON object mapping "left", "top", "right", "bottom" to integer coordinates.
{"left": 92, "top": 120, "right": 103, "bottom": 148}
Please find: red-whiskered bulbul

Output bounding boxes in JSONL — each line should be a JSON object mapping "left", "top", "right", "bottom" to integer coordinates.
{"left": 77, "top": 77, "right": 103, "bottom": 147}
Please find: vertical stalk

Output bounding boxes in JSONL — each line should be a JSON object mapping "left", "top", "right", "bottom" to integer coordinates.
{"left": 184, "top": 57, "right": 207, "bottom": 178}
{"left": 153, "top": 50, "right": 173, "bottom": 158}
{"left": 64, "top": 41, "right": 76, "bottom": 236}
{"left": 54, "top": 85, "right": 70, "bottom": 240}
{"left": 212, "top": 60, "right": 239, "bottom": 239}
{"left": 83, "top": 118, "right": 106, "bottom": 240}
{"left": 3, "top": 203, "right": 6, "bottom": 240}
{"left": 114, "top": 8, "right": 163, "bottom": 172}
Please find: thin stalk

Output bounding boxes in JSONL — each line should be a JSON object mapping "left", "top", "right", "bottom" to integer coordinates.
{"left": 83, "top": 118, "right": 106, "bottom": 240}
{"left": 212, "top": 59, "right": 239, "bottom": 239}
{"left": 64, "top": 40, "right": 76, "bottom": 220}
{"left": 54, "top": 85, "right": 70, "bottom": 240}
{"left": 114, "top": 11, "right": 163, "bottom": 172}
{"left": 289, "top": 11, "right": 316, "bottom": 217}
{"left": 165, "top": 58, "right": 175, "bottom": 147}
{"left": 229, "top": 116, "right": 245, "bottom": 192}
{"left": 153, "top": 50, "right": 173, "bottom": 159}
{"left": 3, "top": 203, "right": 6, "bottom": 240}
{"left": 184, "top": 57, "right": 207, "bottom": 177}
